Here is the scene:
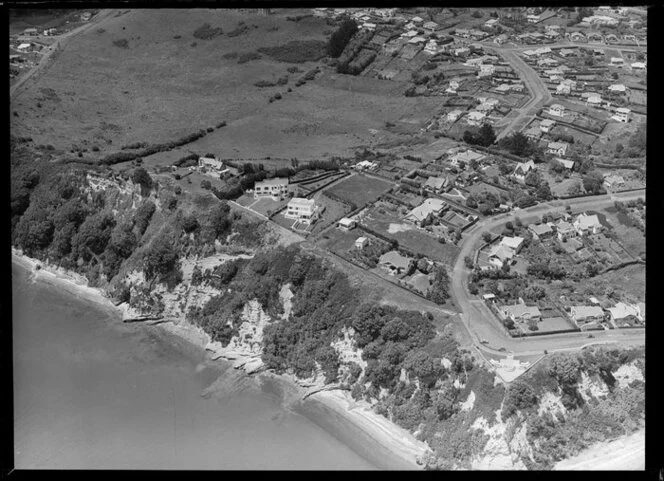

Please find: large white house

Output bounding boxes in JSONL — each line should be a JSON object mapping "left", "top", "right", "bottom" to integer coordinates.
{"left": 254, "top": 177, "right": 290, "bottom": 201}
{"left": 285, "top": 197, "right": 318, "bottom": 224}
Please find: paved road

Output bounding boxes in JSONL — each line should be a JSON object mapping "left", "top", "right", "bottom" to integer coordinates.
{"left": 11, "top": 9, "right": 118, "bottom": 100}
{"left": 451, "top": 190, "right": 645, "bottom": 356}
{"left": 492, "top": 49, "right": 552, "bottom": 141}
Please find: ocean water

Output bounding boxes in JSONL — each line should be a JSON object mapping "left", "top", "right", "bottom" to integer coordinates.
{"left": 12, "top": 261, "right": 376, "bottom": 470}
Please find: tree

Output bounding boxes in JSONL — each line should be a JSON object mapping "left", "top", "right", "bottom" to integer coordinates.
{"left": 464, "top": 255, "right": 474, "bottom": 269}
{"left": 201, "top": 180, "right": 212, "bottom": 190}
{"left": 14, "top": 205, "right": 55, "bottom": 254}
{"left": 72, "top": 211, "right": 116, "bottom": 259}
{"left": 582, "top": 171, "right": 604, "bottom": 195}
{"left": 502, "top": 381, "right": 538, "bottom": 418}
{"left": 134, "top": 200, "right": 156, "bottom": 236}
{"left": 131, "top": 167, "right": 153, "bottom": 190}
{"left": 403, "top": 350, "right": 439, "bottom": 386}
{"left": 206, "top": 201, "right": 232, "bottom": 240}
{"left": 536, "top": 181, "right": 553, "bottom": 201}
{"left": 144, "top": 233, "right": 180, "bottom": 283}
{"left": 181, "top": 213, "right": 199, "bottom": 233}
{"left": 499, "top": 131, "right": 535, "bottom": 157}
{"left": 428, "top": 265, "right": 451, "bottom": 305}
{"left": 477, "top": 123, "right": 496, "bottom": 146}
{"left": 482, "top": 232, "right": 492, "bottom": 243}
{"left": 327, "top": 18, "right": 358, "bottom": 58}
{"left": 546, "top": 353, "right": 581, "bottom": 386}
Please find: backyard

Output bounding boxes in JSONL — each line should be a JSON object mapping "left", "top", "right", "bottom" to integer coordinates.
{"left": 323, "top": 173, "right": 394, "bottom": 208}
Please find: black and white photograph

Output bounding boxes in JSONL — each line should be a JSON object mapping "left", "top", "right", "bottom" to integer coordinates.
{"left": 8, "top": 4, "right": 647, "bottom": 471}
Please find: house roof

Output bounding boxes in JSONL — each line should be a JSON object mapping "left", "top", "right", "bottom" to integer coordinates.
{"left": 548, "top": 141, "right": 569, "bottom": 151}
{"left": 500, "top": 236, "right": 524, "bottom": 250}
{"left": 501, "top": 303, "right": 541, "bottom": 320}
{"left": 570, "top": 305, "right": 604, "bottom": 321}
{"left": 513, "top": 160, "right": 535, "bottom": 176}
{"left": 338, "top": 217, "right": 356, "bottom": 227}
{"left": 574, "top": 213, "right": 602, "bottom": 231}
{"left": 379, "top": 250, "right": 411, "bottom": 270}
{"left": 256, "top": 177, "right": 288, "bottom": 186}
{"left": 529, "top": 223, "right": 553, "bottom": 236}
{"left": 488, "top": 244, "right": 514, "bottom": 262}
{"left": 424, "top": 176, "right": 446, "bottom": 190}
{"left": 607, "top": 302, "right": 639, "bottom": 320}
{"left": 541, "top": 119, "right": 556, "bottom": 127}
{"left": 550, "top": 103, "right": 565, "bottom": 110}
{"left": 288, "top": 197, "right": 315, "bottom": 208}
{"left": 406, "top": 198, "right": 446, "bottom": 222}
{"left": 556, "top": 220, "right": 575, "bottom": 233}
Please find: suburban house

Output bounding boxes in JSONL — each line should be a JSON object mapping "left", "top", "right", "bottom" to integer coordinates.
{"left": 610, "top": 57, "right": 625, "bottom": 67}
{"left": 17, "top": 43, "right": 31, "bottom": 51}
{"left": 524, "top": 126, "right": 542, "bottom": 141}
{"left": 540, "top": 119, "right": 555, "bottom": 133}
{"left": 405, "top": 198, "right": 446, "bottom": 226}
{"left": 479, "top": 64, "right": 495, "bottom": 77}
{"left": 547, "top": 141, "right": 569, "bottom": 157}
{"left": 23, "top": 27, "right": 38, "bottom": 36}
{"left": 488, "top": 244, "right": 514, "bottom": 268}
{"left": 494, "top": 34, "right": 509, "bottom": 45}
{"left": 631, "top": 62, "right": 646, "bottom": 70}
{"left": 570, "top": 305, "right": 605, "bottom": 324}
{"left": 568, "top": 31, "right": 586, "bottom": 42}
{"left": 466, "top": 111, "right": 487, "bottom": 126}
{"left": 586, "top": 95, "right": 602, "bottom": 107}
{"left": 512, "top": 160, "right": 536, "bottom": 183}
{"left": 337, "top": 217, "right": 357, "bottom": 232}
{"left": 484, "top": 18, "right": 499, "bottom": 28}
{"left": 612, "top": 107, "right": 630, "bottom": 123}
{"left": 500, "top": 236, "right": 525, "bottom": 253}
{"left": 528, "top": 222, "right": 553, "bottom": 240}
{"left": 379, "top": 251, "right": 412, "bottom": 275}
{"left": 603, "top": 174, "right": 625, "bottom": 189}
{"left": 607, "top": 302, "right": 640, "bottom": 323}
{"left": 423, "top": 176, "right": 447, "bottom": 193}
{"left": 498, "top": 300, "right": 542, "bottom": 323}
{"left": 574, "top": 213, "right": 603, "bottom": 235}
{"left": 354, "top": 236, "right": 369, "bottom": 249}
{"left": 494, "top": 83, "right": 512, "bottom": 95}
{"left": 449, "top": 149, "right": 486, "bottom": 167}
{"left": 548, "top": 103, "right": 565, "bottom": 117}
{"left": 423, "top": 21, "right": 438, "bottom": 32}
{"left": 81, "top": 12, "right": 92, "bottom": 21}
{"left": 254, "top": 177, "right": 289, "bottom": 200}
{"left": 354, "top": 160, "right": 378, "bottom": 170}
{"left": 424, "top": 40, "right": 438, "bottom": 55}
{"left": 556, "top": 220, "right": 577, "bottom": 241}
{"left": 198, "top": 155, "right": 228, "bottom": 173}
{"left": 285, "top": 197, "right": 318, "bottom": 224}
{"left": 447, "top": 109, "right": 463, "bottom": 122}
{"left": 558, "top": 48, "right": 577, "bottom": 57}
{"left": 526, "top": 14, "right": 540, "bottom": 23}
{"left": 455, "top": 28, "right": 470, "bottom": 38}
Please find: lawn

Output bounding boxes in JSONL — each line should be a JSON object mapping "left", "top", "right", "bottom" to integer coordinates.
{"left": 537, "top": 316, "right": 576, "bottom": 333}
{"left": 324, "top": 174, "right": 393, "bottom": 208}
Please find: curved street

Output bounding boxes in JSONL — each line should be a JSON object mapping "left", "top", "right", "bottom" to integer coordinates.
{"left": 451, "top": 189, "right": 646, "bottom": 356}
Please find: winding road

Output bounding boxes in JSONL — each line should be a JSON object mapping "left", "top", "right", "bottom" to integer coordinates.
{"left": 451, "top": 189, "right": 646, "bottom": 356}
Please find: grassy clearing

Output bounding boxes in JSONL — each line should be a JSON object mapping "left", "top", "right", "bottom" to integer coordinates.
{"left": 257, "top": 39, "right": 326, "bottom": 63}
{"left": 324, "top": 174, "right": 393, "bottom": 208}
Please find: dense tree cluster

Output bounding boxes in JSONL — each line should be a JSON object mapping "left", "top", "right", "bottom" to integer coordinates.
{"left": 327, "top": 18, "right": 359, "bottom": 58}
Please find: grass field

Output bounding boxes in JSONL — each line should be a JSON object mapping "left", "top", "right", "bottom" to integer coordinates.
{"left": 11, "top": 9, "right": 442, "bottom": 164}
{"left": 324, "top": 174, "right": 393, "bottom": 208}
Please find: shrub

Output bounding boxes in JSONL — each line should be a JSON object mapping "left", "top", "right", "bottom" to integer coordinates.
{"left": 193, "top": 23, "right": 223, "bottom": 40}
{"left": 237, "top": 52, "right": 261, "bottom": 64}
{"left": 113, "top": 38, "right": 129, "bottom": 49}
{"left": 258, "top": 40, "right": 327, "bottom": 63}
{"left": 327, "top": 18, "right": 358, "bottom": 58}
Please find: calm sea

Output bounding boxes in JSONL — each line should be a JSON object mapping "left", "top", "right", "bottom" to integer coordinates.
{"left": 12, "top": 261, "right": 378, "bottom": 470}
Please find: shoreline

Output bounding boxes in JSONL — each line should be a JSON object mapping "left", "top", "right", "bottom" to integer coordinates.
{"left": 11, "top": 249, "right": 429, "bottom": 470}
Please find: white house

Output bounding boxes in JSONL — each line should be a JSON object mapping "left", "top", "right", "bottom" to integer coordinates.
{"left": 512, "top": 160, "right": 536, "bottom": 183}
{"left": 488, "top": 244, "right": 514, "bottom": 268}
{"left": 447, "top": 109, "right": 463, "bottom": 122}
{"left": 500, "top": 236, "right": 525, "bottom": 253}
{"left": 607, "top": 302, "right": 640, "bottom": 323}
{"left": 556, "top": 220, "right": 577, "bottom": 241}
{"left": 603, "top": 174, "right": 625, "bottom": 189}
{"left": 466, "top": 111, "right": 486, "bottom": 126}
{"left": 354, "top": 236, "right": 369, "bottom": 249}
{"left": 556, "top": 83, "right": 571, "bottom": 95}
{"left": 526, "top": 14, "right": 540, "bottom": 23}
{"left": 405, "top": 198, "right": 446, "bottom": 226}
{"left": 337, "top": 217, "right": 357, "bottom": 232}
{"left": 608, "top": 84, "right": 626, "bottom": 93}
{"left": 484, "top": 18, "right": 499, "bottom": 28}
{"left": 631, "top": 62, "right": 646, "bottom": 70}
{"left": 574, "top": 213, "right": 603, "bottom": 235}
{"left": 198, "top": 155, "right": 227, "bottom": 172}
{"left": 547, "top": 141, "right": 569, "bottom": 157}
{"left": 423, "top": 21, "right": 438, "bottom": 32}
{"left": 610, "top": 57, "right": 625, "bottom": 67}
{"left": 586, "top": 95, "right": 602, "bottom": 106}
{"left": 570, "top": 305, "right": 605, "bottom": 324}
{"left": 17, "top": 43, "right": 31, "bottom": 51}
{"left": 254, "top": 177, "right": 289, "bottom": 201}
{"left": 612, "top": 107, "right": 630, "bottom": 123}
{"left": 494, "top": 34, "right": 509, "bottom": 45}
{"left": 540, "top": 119, "right": 555, "bottom": 133}
{"left": 548, "top": 104, "right": 565, "bottom": 117}
{"left": 285, "top": 197, "right": 318, "bottom": 224}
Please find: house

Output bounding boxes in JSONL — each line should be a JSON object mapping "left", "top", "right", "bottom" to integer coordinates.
{"left": 469, "top": 30, "right": 487, "bottom": 40}
{"left": 423, "top": 176, "right": 447, "bottom": 193}
{"left": 449, "top": 149, "right": 486, "bottom": 166}
{"left": 512, "top": 160, "right": 536, "bottom": 183}
{"left": 254, "top": 177, "right": 289, "bottom": 201}
{"left": 23, "top": 28, "right": 38, "bottom": 36}
{"left": 608, "top": 84, "right": 626, "bottom": 93}
{"left": 524, "top": 126, "right": 542, "bottom": 141}
{"left": 488, "top": 244, "right": 514, "bottom": 268}
{"left": 16, "top": 43, "right": 31, "bottom": 51}
{"left": 568, "top": 32, "right": 586, "bottom": 42}
{"left": 338, "top": 217, "right": 357, "bottom": 232}
{"left": 285, "top": 197, "right": 318, "bottom": 224}
{"left": 631, "top": 62, "right": 646, "bottom": 70}
{"left": 607, "top": 302, "right": 640, "bottom": 323}
{"left": 423, "top": 21, "right": 438, "bottom": 32}
{"left": 411, "top": 16, "right": 424, "bottom": 23}
{"left": 362, "top": 22, "right": 377, "bottom": 31}
{"left": 405, "top": 198, "right": 446, "bottom": 226}
{"left": 603, "top": 174, "right": 625, "bottom": 189}
{"left": 604, "top": 33, "right": 619, "bottom": 43}
{"left": 548, "top": 104, "right": 565, "bottom": 117}
{"left": 494, "top": 34, "right": 509, "bottom": 45}
{"left": 610, "top": 57, "right": 625, "bottom": 67}
{"left": 455, "top": 28, "right": 470, "bottom": 38}
{"left": 408, "top": 36, "right": 426, "bottom": 44}
{"left": 558, "top": 48, "right": 577, "bottom": 58}
{"left": 198, "top": 155, "right": 226, "bottom": 171}
{"left": 484, "top": 18, "right": 499, "bottom": 28}
{"left": 526, "top": 14, "right": 540, "bottom": 23}
{"left": 574, "top": 213, "right": 603, "bottom": 235}
{"left": 500, "top": 236, "right": 524, "bottom": 253}
{"left": 556, "top": 220, "right": 577, "bottom": 241}
{"left": 538, "top": 57, "right": 559, "bottom": 67}
{"left": 354, "top": 160, "right": 378, "bottom": 170}
{"left": 478, "top": 64, "right": 495, "bottom": 77}
{"left": 466, "top": 111, "right": 486, "bottom": 126}
{"left": 354, "top": 236, "right": 369, "bottom": 249}
{"left": 454, "top": 47, "right": 470, "bottom": 56}
{"left": 612, "top": 107, "right": 630, "bottom": 123}
{"left": 483, "top": 293, "right": 496, "bottom": 302}
{"left": 494, "top": 83, "right": 512, "bottom": 95}
{"left": 528, "top": 222, "right": 553, "bottom": 239}
{"left": 540, "top": 119, "right": 555, "bottom": 133}
{"left": 81, "top": 12, "right": 92, "bottom": 21}
{"left": 477, "top": 97, "right": 499, "bottom": 112}
{"left": 424, "top": 40, "right": 438, "bottom": 55}
{"left": 446, "top": 109, "right": 463, "bottom": 122}
{"left": 401, "top": 30, "right": 418, "bottom": 38}
{"left": 570, "top": 306, "right": 605, "bottom": 324}
{"left": 555, "top": 158, "right": 575, "bottom": 171}
{"left": 586, "top": 95, "right": 602, "bottom": 106}
{"left": 498, "top": 300, "right": 542, "bottom": 322}
{"left": 547, "top": 141, "right": 569, "bottom": 157}
{"left": 379, "top": 250, "right": 412, "bottom": 275}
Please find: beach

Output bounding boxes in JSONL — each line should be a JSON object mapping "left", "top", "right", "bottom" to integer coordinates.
{"left": 11, "top": 249, "right": 429, "bottom": 469}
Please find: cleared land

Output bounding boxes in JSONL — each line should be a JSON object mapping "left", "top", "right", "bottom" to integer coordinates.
{"left": 324, "top": 174, "right": 393, "bottom": 208}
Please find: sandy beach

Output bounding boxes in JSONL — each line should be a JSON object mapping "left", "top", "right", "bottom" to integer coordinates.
{"left": 12, "top": 249, "right": 429, "bottom": 470}
{"left": 554, "top": 429, "right": 645, "bottom": 470}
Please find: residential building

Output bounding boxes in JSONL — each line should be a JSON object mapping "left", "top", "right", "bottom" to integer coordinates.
{"left": 524, "top": 126, "right": 542, "bottom": 141}
{"left": 547, "top": 141, "right": 569, "bottom": 157}
{"left": 285, "top": 197, "right": 318, "bottom": 224}
{"left": 548, "top": 103, "right": 565, "bottom": 117}
{"left": 198, "top": 155, "right": 227, "bottom": 172}
{"left": 423, "top": 21, "right": 438, "bottom": 32}
{"left": 423, "top": 176, "right": 447, "bottom": 193}
{"left": 498, "top": 300, "right": 542, "bottom": 322}
{"left": 556, "top": 220, "right": 577, "bottom": 241}
{"left": 526, "top": 14, "right": 540, "bottom": 23}
{"left": 494, "top": 34, "right": 509, "bottom": 45}
{"left": 405, "top": 198, "right": 446, "bottom": 226}
{"left": 607, "top": 302, "right": 640, "bottom": 323}
{"left": 488, "top": 244, "right": 514, "bottom": 268}
{"left": 608, "top": 84, "right": 626, "bottom": 93}
{"left": 354, "top": 160, "right": 378, "bottom": 170}
{"left": 254, "top": 177, "right": 289, "bottom": 200}
{"left": 558, "top": 48, "right": 577, "bottom": 57}
{"left": 446, "top": 109, "right": 463, "bottom": 122}
{"left": 337, "top": 217, "right": 357, "bottom": 232}
{"left": 500, "top": 236, "right": 525, "bottom": 253}
{"left": 610, "top": 57, "right": 625, "bottom": 66}
{"left": 512, "top": 160, "right": 536, "bottom": 183}
{"left": 586, "top": 95, "right": 602, "bottom": 106}
{"left": 603, "top": 174, "right": 625, "bottom": 189}
{"left": 484, "top": 18, "right": 499, "bottom": 28}
{"left": 570, "top": 305, "right": 605, "bottom": 324}
{"left": 568, "top": 31, "right": 586, "bottom": 42}
{"left": 17, "top": 43, "right": 31, "bottom": 51}
{"left": 23, "top": 28, "right": 38, "bottom": 36}
{"left": 449, "top": 149, "right": 486, "bottom": 166}
{"left": 529, "top": 222, "right": 553, "bottom": 239}
{"left": 424, "top": 40, "right": 438, "bottom": 55}
{"left": 494, "top": 83, "right": 512, "bottom": 95}
{"left": 612, "top": 107, "right": 630, "bottom": 123}
{"left": 540, "top": 119, "right": 555, "bottom": 133}
{"left": 411, "top": 16, "right": 424, "bottom": 23}
{"left": 379, "top": 250, "right": 412, "bottom": 275}
{"left": 455, "top": 28, "right": 470, "bottom": 38}
{"left": 631, "top": 62, "right": 646, "bottom": 70}
{"left": 574, "top": 213, "right": 603, "bottom": 235}
{"left": 81, "top": 12, "right": 92, "bottom": 21}
{"left": 478, "top": 64, "right": 495, "bottom": 77}
{"left": 555, "top": 158, "right": 575, "bottom": 171}
{"left": 354, "top": 236, "right": 369, "bottom": 249}
{"left": 466, "top": 111, "right": 486, "bottom": 126}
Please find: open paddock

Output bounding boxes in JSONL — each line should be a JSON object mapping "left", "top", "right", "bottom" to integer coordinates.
{"left": 323, "top": 174, "right": 393, "bottom": 208}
